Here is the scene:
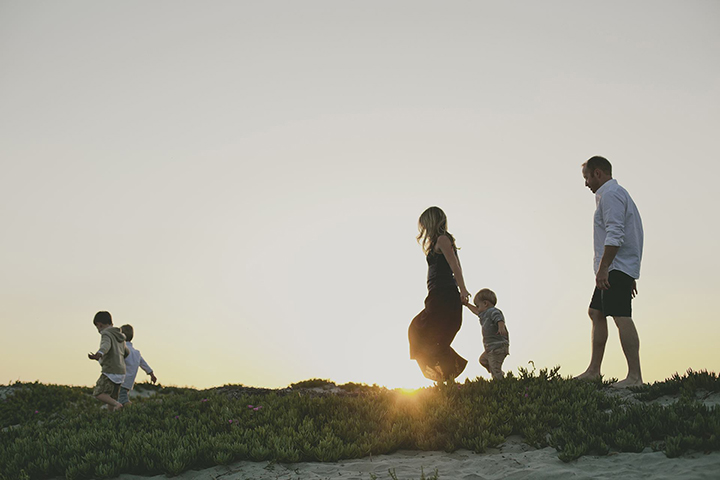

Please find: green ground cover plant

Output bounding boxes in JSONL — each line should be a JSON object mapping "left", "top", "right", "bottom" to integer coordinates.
{"left": 289, "top": 378, "right": 336, "bottom": 389}
{"left": 1, "top": 368, "right": 718, "bottom": 479}
{"left": 629, "top": 369, "right": 720, "bottom": 401}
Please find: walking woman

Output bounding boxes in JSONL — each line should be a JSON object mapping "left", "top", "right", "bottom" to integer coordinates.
{"left": 408, "top": 206, "right": 470, "bottom": 382}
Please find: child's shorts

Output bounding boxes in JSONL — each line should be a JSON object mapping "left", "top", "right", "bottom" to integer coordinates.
{"left": 93, "top": 374, "right": 121, "bottom": 399}
{"left": 479, "top": 345, "right": 509, "bottom": 380}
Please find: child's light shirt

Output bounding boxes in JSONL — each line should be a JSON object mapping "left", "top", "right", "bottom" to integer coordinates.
{"left": 121, "top": 341, "right": 153, "bottom": 390}
{"left": 103, "top": 373, "right": 125, "bottom": 384}
{"left": 478, "top": 306, "right": 510, "bottom": 352}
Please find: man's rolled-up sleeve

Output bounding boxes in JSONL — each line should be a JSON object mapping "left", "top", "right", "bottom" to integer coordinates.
{"left": 601, "top": 191, "right": 626, "bottom": 247}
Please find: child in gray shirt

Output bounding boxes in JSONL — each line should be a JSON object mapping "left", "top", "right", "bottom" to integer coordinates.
{"left": 463, "top": 288, "right": 510, "bottom": 379}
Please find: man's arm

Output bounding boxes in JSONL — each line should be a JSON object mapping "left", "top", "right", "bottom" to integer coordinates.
{"left": 597, "top": 191, "right": 626, "bottom": 290}
{"left": 596, "top": 245, "right": 619, "bottom": 290}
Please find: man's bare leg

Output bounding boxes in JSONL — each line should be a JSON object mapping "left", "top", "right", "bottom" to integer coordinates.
{"left": 611, "top": 316, "right": 643, "bottom": 388}
{"left": 575, "top": 308, "right": 608, "bottom": 380}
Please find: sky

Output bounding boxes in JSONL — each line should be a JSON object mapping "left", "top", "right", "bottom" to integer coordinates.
{"left": 1, "top": 1, "right": 718, "bottom": 390}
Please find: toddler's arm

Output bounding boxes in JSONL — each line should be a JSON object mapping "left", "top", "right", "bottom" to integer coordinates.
{"left": 497, "top": 321, "right": 508, "bottom": 337}
{"left": 490, "top": 309, "right": 508, "bottom": 337}
{"left": 463, "top": 303, "right": 480, "bottom": 316}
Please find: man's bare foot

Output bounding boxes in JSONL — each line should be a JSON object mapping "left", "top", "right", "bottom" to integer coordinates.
{"left": 574, "top": 370, "right": 601, "bottom": 381}
{"left": 112, "top": 403, "right": 123, "bottom": 412}
{"left": 611, "top": 377, "right": 643, "bottom": 389}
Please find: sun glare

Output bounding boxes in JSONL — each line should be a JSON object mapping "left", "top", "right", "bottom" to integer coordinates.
{"left": 397, "top": 388, "right": 421, "bottom": 396}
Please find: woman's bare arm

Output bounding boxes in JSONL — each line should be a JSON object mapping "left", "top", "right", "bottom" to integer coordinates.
{"left": 436, "top": 235, "right": 470, "bottom": 302}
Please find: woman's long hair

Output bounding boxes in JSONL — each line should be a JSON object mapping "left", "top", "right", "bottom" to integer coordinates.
{"left": 417, "top": 206, "right": 456, "bottom": 255}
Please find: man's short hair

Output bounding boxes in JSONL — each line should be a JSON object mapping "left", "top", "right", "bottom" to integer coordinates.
{"left": 120, "top": 324, "right": 134, "bottom": 342}
{"left": 474, "top": 288, "right": 497, "bottom": 306}
{"left": 93, "top": 311, "right": 112, "bottom": 326}
{"left": 583, "top": 156, "right": 612, "bottom": 176}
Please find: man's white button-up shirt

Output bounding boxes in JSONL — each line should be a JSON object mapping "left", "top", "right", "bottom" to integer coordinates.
{"left": 593, "top": 179, "right": 644, "bottom": 279}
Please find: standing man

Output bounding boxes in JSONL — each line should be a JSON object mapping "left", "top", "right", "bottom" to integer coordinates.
{"left": 576, "top": 156, "right": 644, "bottom": 388}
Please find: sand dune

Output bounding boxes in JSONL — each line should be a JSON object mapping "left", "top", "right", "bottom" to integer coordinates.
{"left": 112, "top": 436, "right": 720, "bottom": 480}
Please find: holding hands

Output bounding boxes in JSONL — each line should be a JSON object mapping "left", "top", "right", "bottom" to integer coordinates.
{"left": 460, "top": 288, "right": 471, "bottom": 305}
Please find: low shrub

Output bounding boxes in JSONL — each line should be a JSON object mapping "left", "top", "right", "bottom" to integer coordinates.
{"left": 1, "top": 369, "right": 718, "bottom": 478}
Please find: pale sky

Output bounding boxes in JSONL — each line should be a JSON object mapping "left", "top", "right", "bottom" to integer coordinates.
{"left": 1, "top": 1, "right": 718, "bottom": 389}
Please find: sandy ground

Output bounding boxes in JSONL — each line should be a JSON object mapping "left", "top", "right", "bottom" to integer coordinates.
{"left": 112, "top": 438, "right": 720, "bottom": 480}
{"left": 127, "top": 385, "right": 159, "bottom": 400}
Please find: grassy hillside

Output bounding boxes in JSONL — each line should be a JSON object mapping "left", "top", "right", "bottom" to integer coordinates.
{"left": 1, "top": 368, "right": 718, "bottom": 479}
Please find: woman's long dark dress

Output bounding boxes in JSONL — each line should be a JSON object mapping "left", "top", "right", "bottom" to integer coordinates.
{"left": 408, "top": 248, "right": 468, "bottom": 382}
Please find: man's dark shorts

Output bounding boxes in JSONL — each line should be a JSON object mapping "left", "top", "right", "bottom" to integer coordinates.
{"left": 589, "top": 269, "right": 635, "bottom": 317}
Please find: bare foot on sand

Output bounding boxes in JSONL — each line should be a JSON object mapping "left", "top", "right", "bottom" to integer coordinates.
{"left": 611, "top": 377, "right": 644, "bottom": 389}
{"left": 574, "top": 370, "right": 601, "bottom": 381}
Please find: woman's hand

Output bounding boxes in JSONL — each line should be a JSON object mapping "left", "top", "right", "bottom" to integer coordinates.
{"left": 460, "top": 288, "right": 471, "bottom": 305}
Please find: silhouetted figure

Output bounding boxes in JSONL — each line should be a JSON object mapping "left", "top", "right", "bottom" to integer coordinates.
{"left": 464, "top": 288, "right": 510, "bottom": 380}
{"left": 87, "top": 311, "right": 129, "bottom": 411}
{"left": 409, "top": 206, "right": 469, "bottom": 382}
{"left": 575, "top": 156, "right": 644, "bottom": 388}
{"left": 118, "top": 324, "right": 157, "bottom": 405}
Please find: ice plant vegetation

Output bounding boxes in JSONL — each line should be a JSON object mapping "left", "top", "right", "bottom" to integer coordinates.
{"left": 0, "top": 368, "right": 718, "bottom": 479}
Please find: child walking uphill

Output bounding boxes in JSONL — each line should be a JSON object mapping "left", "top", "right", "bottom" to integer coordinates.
{"left": 118, "top": 324, "right": 157, "bottom": 405}
{"left": 88, "top": 311, "right": 129, "bottom": 411}
{"left": 464, "top": 289, "right": 510, "bottom": 379}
